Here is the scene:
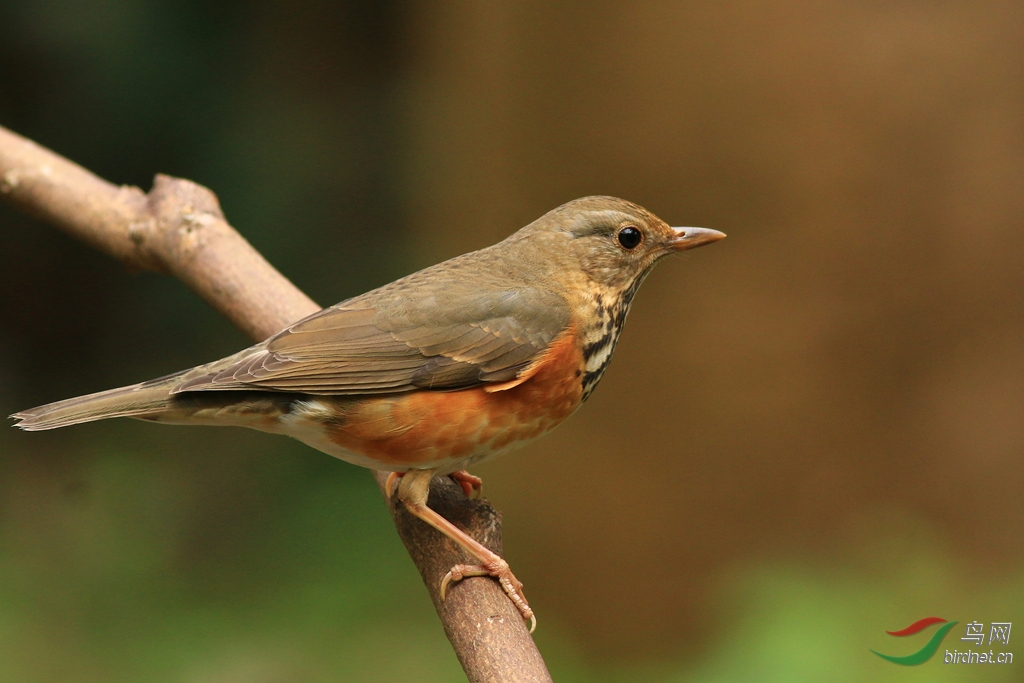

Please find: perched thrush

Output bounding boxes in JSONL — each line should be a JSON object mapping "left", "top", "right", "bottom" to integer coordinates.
{"left": 12, "top": 196, "right": 724, "bottom": 630}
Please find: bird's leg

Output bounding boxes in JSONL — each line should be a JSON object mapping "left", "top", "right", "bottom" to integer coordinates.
{"left": 448, "top": 469, "right": 483, "bottom": 499}
{"left": 393, "top": 468, "right": 535, "bottom": 632}
{"left": 384, "top": 471, "right": 403, "bottom": 500}
{"left": 384, "top": 469, "right": 483, "bottom": 500}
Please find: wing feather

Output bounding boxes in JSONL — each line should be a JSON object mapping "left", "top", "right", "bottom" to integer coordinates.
{"left": 172, "top": 287, "right": 570, "bottom": 396}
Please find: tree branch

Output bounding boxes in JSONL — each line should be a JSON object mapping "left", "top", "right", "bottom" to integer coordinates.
{"left": 0, "top": 124, "right": 550, "bottom": 683}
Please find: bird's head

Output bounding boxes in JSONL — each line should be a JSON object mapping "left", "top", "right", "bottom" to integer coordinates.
{"left": 518, "top": 196, "right": 725, "bottom": 294}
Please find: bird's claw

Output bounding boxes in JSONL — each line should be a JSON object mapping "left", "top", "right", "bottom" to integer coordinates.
{"left": 384, "top": 471, "right": 403, "bottom": 501}
{"left": 440, "top": 560, "right": 536, "bottom": 633}
{"left": 449, "top": 470, "right": 483, "bottom": 499}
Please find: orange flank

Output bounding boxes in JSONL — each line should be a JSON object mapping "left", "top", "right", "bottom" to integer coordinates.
{"left": 323, "top": 325, "right": 584, "bottom": 469}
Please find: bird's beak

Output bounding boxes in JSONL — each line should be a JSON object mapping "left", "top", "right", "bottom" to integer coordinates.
{"left": 668, "top": 226, "right": 726, "bottom": 251}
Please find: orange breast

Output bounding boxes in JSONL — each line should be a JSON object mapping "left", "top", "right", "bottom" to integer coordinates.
{"left": 320, "top": 324, "right": 585, "bottom": 471}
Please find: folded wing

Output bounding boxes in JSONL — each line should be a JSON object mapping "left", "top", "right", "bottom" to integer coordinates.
{"left": 173, "top": 288, "right": 570, "bottom": 395}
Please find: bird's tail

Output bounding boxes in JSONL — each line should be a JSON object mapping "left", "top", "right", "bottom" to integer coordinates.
{"left": 10, "top": 371, "right": 187, "bottom": 431}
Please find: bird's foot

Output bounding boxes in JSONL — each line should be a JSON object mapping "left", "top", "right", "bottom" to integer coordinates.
{"left": 441, "top": 558, "right": 536, "bottom": 632}
{"left": 384, "top": 469, "right": 482, "bottom": 500}
{"left": 384, "top": 471, "right": 403, "bottom": 500}
{"left": 449, "top": 470, "right": 483, "bottom": 499}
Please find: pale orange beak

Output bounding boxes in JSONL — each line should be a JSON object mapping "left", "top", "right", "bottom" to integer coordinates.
{"left": 668, "top": 227, "right": 726, "bottom": 251}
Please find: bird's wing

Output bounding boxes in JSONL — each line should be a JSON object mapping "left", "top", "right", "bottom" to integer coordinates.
{"left": 172, "top": 287, "right": 571, "bottom": 395}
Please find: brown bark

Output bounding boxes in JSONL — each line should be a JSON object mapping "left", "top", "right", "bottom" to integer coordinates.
{"left": 0, "top": 124, "right": 550, "bottom": 683}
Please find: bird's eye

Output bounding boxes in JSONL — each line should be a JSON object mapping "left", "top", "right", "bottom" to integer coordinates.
{"left": 616, "top": 226, "right": 643, "bottom": 250}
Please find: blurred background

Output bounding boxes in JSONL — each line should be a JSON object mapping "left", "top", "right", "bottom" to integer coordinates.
{"left": 1, "top": 1, "right": 1022, "bottom": 681}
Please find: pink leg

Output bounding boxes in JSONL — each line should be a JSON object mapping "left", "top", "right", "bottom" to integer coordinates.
{"left": 394, "top": 469, "right": 535, "bottom": 632}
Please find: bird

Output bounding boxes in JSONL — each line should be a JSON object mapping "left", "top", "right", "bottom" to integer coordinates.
{"left": 11, "top": 196, "right": 724, "bottom": 631}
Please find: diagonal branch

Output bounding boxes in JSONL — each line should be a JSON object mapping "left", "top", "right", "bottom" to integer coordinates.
{"left": 0, "top": 124, "right": 550, "bottom": 683}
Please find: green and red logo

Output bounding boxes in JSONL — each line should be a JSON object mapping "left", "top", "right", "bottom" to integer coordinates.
{"left": 872, "top": 617, "right": 958, "bottom": 665}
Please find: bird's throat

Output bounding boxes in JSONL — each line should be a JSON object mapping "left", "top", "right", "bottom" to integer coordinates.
{"left": 578, "top": 292, "right": 631, "bottom": 401}
{"left": 576, "top": 262, "right": 658, "bottom": 401}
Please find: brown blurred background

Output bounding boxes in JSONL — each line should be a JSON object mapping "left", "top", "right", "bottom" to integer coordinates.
{"left": 1, "top": 1, "right": 1021, "bottom": 681}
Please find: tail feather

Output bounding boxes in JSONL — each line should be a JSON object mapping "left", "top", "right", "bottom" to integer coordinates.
{"left": 10, "top": 372, "right": 186, "bottom": 431}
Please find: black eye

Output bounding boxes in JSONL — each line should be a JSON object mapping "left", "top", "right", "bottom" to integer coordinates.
{"left": 616, "top": 226, "right": 642, "bottom": 250}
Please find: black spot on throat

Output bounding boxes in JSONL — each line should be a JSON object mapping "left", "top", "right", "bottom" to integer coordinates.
{"left": 582, "top": 332, "right": 614, "bottom": 361}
